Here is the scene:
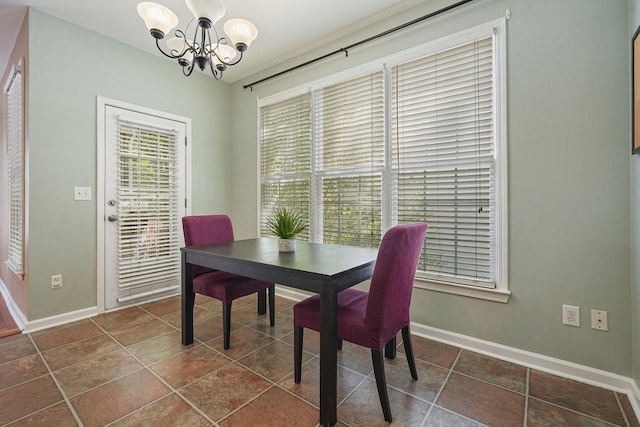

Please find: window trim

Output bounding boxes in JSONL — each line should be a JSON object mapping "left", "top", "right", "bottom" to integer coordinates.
{"left": 258, "top": 18, "right": 509, "bottom": 302}
{"left": 96, "top": 96, "right": 192, "bottom": 312}
{"left": 4, "top": 60, "right": 25, "bottom": 278}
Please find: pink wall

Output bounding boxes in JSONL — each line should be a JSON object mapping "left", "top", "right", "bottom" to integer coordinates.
{"left": 1, "top": 8, "right": 29, "bottom": 321}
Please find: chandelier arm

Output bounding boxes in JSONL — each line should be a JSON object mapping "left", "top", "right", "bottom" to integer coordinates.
{"left": 191, "top": 24, "right": 203, "bottom": 56}
{"left": 208, "top": 26, "right": 216, "bottom": 46}
{"left": 210, "top": 24, "right": 221, "bottom": 43}
{"left": 212, "top": 49, "right": 244, "bottom": 67}
{"left": 183, "top": 62, "right": 196, "bottom": 77}
{"left": 206, "top": 26, "right": 242, "bottom": 67}
{"left": 174, "top": 29, "right": 198, "bottom": 51}
{"left": 207, "top": 58, "right": 223, "bottom": 80}
{"left": 155, "top": 38, "right": 193, "bottom": 60}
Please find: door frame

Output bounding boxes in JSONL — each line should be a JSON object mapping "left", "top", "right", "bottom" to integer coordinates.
{"left": 96, "top": 96, "right": 192, "bottom": 313}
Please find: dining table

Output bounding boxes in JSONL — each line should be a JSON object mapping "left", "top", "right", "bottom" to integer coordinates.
{"left": 181, "top": 237, "right": 378, "bottom": 427}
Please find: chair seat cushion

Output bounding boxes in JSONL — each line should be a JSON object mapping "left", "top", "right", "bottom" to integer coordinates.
{"left": 294, "top": 288, "right": 382, "bottom": 349}
{"left": 193, "top": 271, "right": 272, "bottom": 303}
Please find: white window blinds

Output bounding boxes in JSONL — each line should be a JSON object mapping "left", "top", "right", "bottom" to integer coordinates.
{"left": 5, "top": 64, "right": 24, "bottom": 276}
{"left": 259, "top": 20, "right": 505, "bottom": 291}
{"left": 260, "top": 93, "right": 312, "bottom": 241}
{"left": 116, "top": 119, "right": 182, "bottom": 290}
{"left": 315, "top": 72, "right": 385, "bottom": 247}
{"left": 391, "top": 37, "right": 495, "bottom": 285}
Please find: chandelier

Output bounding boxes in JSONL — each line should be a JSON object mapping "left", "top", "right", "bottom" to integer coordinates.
{"left": 137, "top": 0, "right": 258, "bottom": 79}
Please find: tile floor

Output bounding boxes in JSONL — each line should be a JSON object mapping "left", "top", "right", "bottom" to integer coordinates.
{"left": 0, "top": 293, "right": 638, "bottom": 427}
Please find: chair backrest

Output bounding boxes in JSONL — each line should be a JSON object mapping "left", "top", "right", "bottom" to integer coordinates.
{"left": 364, "top": 223, "right": 427, "bottom": 349}
{"left": 182, "top": 215, "right": 235, "bottom": 277}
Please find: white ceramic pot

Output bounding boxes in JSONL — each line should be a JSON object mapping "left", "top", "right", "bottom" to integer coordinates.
{"left": 278, "top": 238, "right": 296, "bottom": 252}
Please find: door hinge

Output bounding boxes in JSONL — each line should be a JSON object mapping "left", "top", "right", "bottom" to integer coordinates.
{"left": 185, "top": 137, "right": 188, "bottom": 146}
{"left": 185, "top": 198, "right": 187, "bottom": 208}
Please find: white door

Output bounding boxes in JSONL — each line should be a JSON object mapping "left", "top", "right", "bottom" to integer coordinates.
{"left": 102, "top": 104, "right": 187, "bottom": 310}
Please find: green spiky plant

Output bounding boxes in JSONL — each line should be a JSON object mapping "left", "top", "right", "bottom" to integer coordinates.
{"left": 266, "top": 208, "right": 307, "bottom": 239}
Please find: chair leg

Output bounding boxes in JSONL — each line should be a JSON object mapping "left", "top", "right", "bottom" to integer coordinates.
{"left": 268, "top": 285, "right": 275, "bottom": 327}
{"left": 385, "top": 335, "right": 397, "bottom": 359}
{"left": 223, "top": 302, "right": 232, "bottom": 350}
{"left": 337, "top": 338, "right": 343, "bottom": 351}
{"left": 401, "top": 325, "right": 418, "bottom": 380}
{"left": 371, "top": 349, "right": 392, "bottom": 422}
{"left": 294, "top": 326, "right": 303, "bottom": 383}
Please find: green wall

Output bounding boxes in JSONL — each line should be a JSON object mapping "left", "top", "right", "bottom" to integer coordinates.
{"left": 27, "top": 9, "right": 232, "bottom": 319}
{"left": 230, "top": 0, "right": 633, "bottom": 375}
{"left": 630, "top": 0, "right": 640, "bottom": 390}
{"left": 19, "top": 0, "right": 636, "bottom": 378}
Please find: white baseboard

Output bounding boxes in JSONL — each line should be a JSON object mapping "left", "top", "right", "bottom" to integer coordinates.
{"left": 410, "top": 323, "right": 640, "bottom": 419}
{"left": 22, "top": 306, "right": 98, "bottom": 334}
{"left": 0, "top": 278, "right": 98, "bottom": 335}
{"left": 630, "top": 380, "right": 640, "bottom": 422}
{"left": 274, "top": 286, "right": 313, "bottom": 303}
{"left": 0, "top": 277, "right": 27, "bottom": 330}
{"left": 275, "top": 286, "right": 640, "bottom": 421}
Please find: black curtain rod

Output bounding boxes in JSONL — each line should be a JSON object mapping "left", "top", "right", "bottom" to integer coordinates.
{"left": 243, "top": 0, "right": 477, "bottom": 90}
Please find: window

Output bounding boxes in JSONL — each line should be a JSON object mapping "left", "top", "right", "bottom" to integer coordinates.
{"left": 259, "top": 20, "right": 507, "bottom": 299}
{"left": 259, "top": 93, "right": 312, "bottom": 241}
{"left": 315, "top": 72, "right": 385, "bottom": 247}
{"left": 4, "top": 62, "right": 24, "bottom": 277}
{"left": 391, "top": 37, "right": 496, "bottom": 287}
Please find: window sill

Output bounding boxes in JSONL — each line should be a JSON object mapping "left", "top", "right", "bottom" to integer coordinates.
{"left": 4, "top": 259, "right": 24, "bottom": 280}
{"left": 414, "top": 277, "right": 510, "bottom": 303}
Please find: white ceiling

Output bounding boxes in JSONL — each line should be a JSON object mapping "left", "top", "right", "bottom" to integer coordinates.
{"left": 0, "top": 0, "right": 427, "bottom": 83}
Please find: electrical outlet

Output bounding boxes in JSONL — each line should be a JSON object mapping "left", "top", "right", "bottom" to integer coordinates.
{"left": 562, "top": 304, "right": 580, "bottom": 327}
{"left": 74, "top": 186, "right": 92, "bottom": 201}
{"left": 591, "top": 309, "right": 608, "bottom": 331}
{"left": 51, "top": 274, "right": 62, "bottom": 289}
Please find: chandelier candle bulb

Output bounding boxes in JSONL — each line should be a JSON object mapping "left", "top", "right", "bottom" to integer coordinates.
{"left": 137, "top": 2, "right": 179, "bottom": 39}
{"left": 137, "top": 0, "right": 257, "bottom": 79}
{"left": 185, "top": 0, "right": 225, "bottom": 26}
{"left": 224, "top": 19, "right": 259, "bottom": 51}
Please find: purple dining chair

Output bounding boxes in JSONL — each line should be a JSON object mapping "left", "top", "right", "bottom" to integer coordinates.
{"left": 293, "top": 223, "right": 428, "bottom": 422}
{"left": 182, "top": 215, "right": 275, "bottom": 349}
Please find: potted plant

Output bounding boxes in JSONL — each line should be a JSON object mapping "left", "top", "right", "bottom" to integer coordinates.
{"left": 266, "top": 207, "right": 307, "bottom": 252}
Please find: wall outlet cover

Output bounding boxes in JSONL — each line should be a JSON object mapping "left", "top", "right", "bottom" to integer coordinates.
{"left": 562, "top": 304, "right": 580, "bottom": 327}
{"left": 51, "top": 274, "right": 62, "bottom": 289}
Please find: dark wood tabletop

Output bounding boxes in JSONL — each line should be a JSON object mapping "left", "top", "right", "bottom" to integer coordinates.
{"left": 181, "top": 237, "right": 378, "bottom": 426}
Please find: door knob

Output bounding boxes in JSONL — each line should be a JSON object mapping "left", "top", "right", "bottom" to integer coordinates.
{"left": 108, "top": 214, "right": 118, "bottom": 222}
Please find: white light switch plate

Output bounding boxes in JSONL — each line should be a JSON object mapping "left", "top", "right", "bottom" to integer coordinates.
{"left": 74, "top": 186, "right": 92, "bottom": 201}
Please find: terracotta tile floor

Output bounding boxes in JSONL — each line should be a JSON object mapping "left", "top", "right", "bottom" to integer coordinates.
{"left": 0, "top": 294, "right": 638, "bottom": 426}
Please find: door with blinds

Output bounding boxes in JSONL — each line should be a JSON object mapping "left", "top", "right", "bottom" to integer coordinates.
{"left": 103, "top": 105, "right": 186, "bottom": 310}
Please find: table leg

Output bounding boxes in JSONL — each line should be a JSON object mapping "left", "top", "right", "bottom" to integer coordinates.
{"left": 257, "top": 288, "right": 267, "bottom": 315}
{"left": 319, "top": 287, "right": 338, "bottom": 427}
{"left": 181, "top": 251, "right": 194, "bottom": 345}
